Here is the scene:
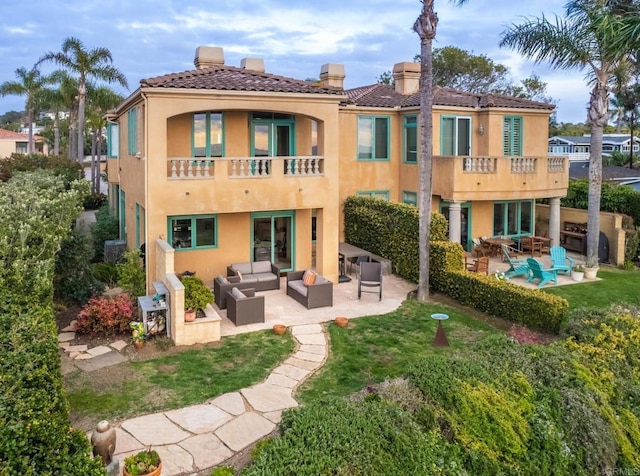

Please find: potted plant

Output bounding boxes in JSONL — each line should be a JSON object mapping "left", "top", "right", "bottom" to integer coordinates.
{"left": 181, "top": 275, "right": 214, "bottom": 322}
{"left": 123, "top": 448, "right": 161, "bottom": 476}
{"left": 571, "top": 265, "right": 585, "bottom": 282}
{"left": 130, "top": 321, "right": 145, "bottom": 349}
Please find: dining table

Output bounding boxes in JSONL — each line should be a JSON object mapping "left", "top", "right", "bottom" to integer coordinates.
{"left": 338, "top": 242, "right": 372, "bottom": 282}
{"left": 483, "top": 237, "right": 514, "bottom": 257}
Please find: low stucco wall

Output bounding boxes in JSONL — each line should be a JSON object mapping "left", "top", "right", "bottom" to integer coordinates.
{"left": 536, "top": 204, "right": 626, "bottom": 266}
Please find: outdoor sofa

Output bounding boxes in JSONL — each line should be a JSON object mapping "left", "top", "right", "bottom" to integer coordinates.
{"left": 286, "top": 269, "right": 333, "bottom": 309}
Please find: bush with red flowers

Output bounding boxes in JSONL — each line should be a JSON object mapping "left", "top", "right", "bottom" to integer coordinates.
{"left": 76, "top": 294, "right": 135, "bottom": 335}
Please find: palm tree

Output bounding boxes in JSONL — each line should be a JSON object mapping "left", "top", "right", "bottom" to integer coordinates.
{"left": 412, "top": 0, "right": 468, "bottom": 301}
{"left": 0, "top": 66, "right": 51, "bottom": 154}
{"left": 500, "top": 0, "right": 637, "bottom": 269}
{"left": 39, "top": 70, "right": 77, "bottom": 156}
{"left": 86, "top": 86, "right": 124, "bottom": 193}
{"left": 38, "top": 37, "right": 128, "bottom": 164}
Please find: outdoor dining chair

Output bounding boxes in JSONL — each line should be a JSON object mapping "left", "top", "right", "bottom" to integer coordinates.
{"left": 358, "top": 261, "right": 382, "bottom": 300}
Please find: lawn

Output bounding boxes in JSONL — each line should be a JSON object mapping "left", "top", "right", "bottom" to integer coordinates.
{"left": 65, "top": 329, "right": 295, "bottom": 430}
{"left": 543, "top": 266, "right": 640, "bottom": 308}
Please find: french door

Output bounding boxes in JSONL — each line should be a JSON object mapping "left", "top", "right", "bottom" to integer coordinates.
{"left": 252, "top": 211, "right": 295, "bottom": 272}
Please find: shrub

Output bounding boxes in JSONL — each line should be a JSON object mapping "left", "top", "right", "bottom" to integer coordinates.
{"left": 90, "top": 204, "right": 119, "bottom": 262}
{"left": 76, "top": 294, "right": 135, "bottom": 335}
{"left": 181, "top": 275, "right": 214, "bottom": 311}
{"left": 94, "top": 262, "right": 119, "bottom": 287}
{"left": 82, "top": 192, "right": 107, "bottom": 210}
{"left": 0, "top": 153, "right": 82, "bottom": 186}
{"left": 117, "top": 249, "right": 146, "bottom": 298}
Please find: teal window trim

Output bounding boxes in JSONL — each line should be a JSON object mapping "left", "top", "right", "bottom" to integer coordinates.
{"left": 135, "top": 203, "right": 141, "bottom": 248}
{"left": 127, "top": 108, "right": 136, "bottom": 156}
{"left": 191, "top": 112, "right": 225, "bottom": 158}
{"left": 492, "top": 199, "right": 533, "bottom": 237}
{"left": 250, "top": 117, "right": 296, "bottom": 157}
{"left": 402, "top": 191, "right": 417, "bottom": 206}
{"left": 440, "top": 115, "right": 472, "bottom": 156}
{"left": 251, "top": 210, "right": 296, "bottom": 270}
{"left": 402, "top": 115, "right": 417, "bottom": 164}
{"left": 357, "top": 115, "right": 390, "bottom": 161}
{"left": 356, "top": 190, "right": 390, "bottom": 200}
{"left": 503, "top": 116, "right": 523, "bottom": 156}
{"left": 168, "top": 214, "right": 218, "bottom": 251}
{"left": 107, "top": 123, "right": 119, "bottom": 158}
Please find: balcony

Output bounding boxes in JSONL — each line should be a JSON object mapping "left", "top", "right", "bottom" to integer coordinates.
{"left": 166, "top": 156, "right": 324, "bottom": 180}
{"left": 433, "top": 155, "right": 568, "bottom": 201}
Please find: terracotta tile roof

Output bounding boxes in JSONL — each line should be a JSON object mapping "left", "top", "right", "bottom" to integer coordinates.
{"left": 344, "top": 84, "right": 555, "bottom": 111}
{"left": 0, "top": 128, "right": 43, "bottom": 140}
{"left": 140, "top": 65, "right": 344, "bottom": 96}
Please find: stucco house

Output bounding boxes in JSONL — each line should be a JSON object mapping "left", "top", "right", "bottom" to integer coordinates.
{"left": 105, "top": 45, "right": 567, "bottom": 301}
{"left": 0, "top": 128, "right": 48, "bottom": 158}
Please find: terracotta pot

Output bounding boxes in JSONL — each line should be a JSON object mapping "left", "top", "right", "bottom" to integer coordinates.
{"left": 335, "top": 316, "right": 348, "bottom": 327}
{"left": 133, "top": 341, "right": 144, "bottom": 349}
{"left": 123, "top": 461, "right": 162, "bottom": 476}
{"left": 185, "top": 309, "right": 196, "bottom": 322}
{"left": 273, "top": 324, "right": 287, "bottom": 335}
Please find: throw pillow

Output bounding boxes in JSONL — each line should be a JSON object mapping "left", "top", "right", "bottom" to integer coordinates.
{"left": 237, "top": 271, "right": 243, "bottom": 281}
{"left": 216, "top": 274, "right": 229, "bottom": 285}
{"left": 231, "top": 287, "right": 245, "bottom": 300}
{"left": 302, "top": 269, "right": 316, "bottom": 286}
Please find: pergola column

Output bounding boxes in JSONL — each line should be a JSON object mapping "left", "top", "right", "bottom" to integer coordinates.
{"left": 548, "top": 197, "right": 561, "bottom": 247}
{"left": 447, "top": 200, "right": 463, "bottom": 244}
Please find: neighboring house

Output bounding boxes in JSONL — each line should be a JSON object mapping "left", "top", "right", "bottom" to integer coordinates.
{"left": 570, "top": 163, "right": 640, "bottom": 191}
{"left": 549, "top": 134, "right": 640, "bottom": 163}
{"left": 105, "top": 46, "right": 567, "bottom": 290}
{"left": 0, "top": 128, "right": 48, "bottom": 157}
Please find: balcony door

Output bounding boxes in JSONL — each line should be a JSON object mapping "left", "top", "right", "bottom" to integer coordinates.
{"left": 441, "top": 116, "right": 471, "bottom": 155}
{"left": 252, "top": 211, "right": 294, "bottom": 272}
{"left": 251, "top": 113, "right": 295, "bottom": 157}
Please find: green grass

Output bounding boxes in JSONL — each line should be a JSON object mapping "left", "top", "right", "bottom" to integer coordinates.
{"left": 296, "top": 299, "right": 499, "bottom": 404}
{"left": 543, "top": 266, "right": 640, "bottom": 308}
{"left": 65, "top": 330, "right": 295, "bottom": 429}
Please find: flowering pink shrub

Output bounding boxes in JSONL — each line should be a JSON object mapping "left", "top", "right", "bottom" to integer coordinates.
{"left": 507, "top": 324, "right": 557, "bottom": 345}
{"left": 76, "top": 294, "right": 135, "bottom": 335}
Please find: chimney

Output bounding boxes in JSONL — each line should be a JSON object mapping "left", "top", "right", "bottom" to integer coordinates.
{"left": 194, "top": 46, "right": 224, "bottom": 69}
{"left": 320, "top": 63, "right": 345, "bottom": 88}
{"left": 240, "top": 57, "right": 265, "bottom": 73}
{"left": 393, "top": 62, "right": 420, "bottom": 95}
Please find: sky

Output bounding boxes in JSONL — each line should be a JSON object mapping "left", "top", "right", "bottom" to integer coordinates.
{"left": 0, "top": 0, "right": 592, "bottom": 124}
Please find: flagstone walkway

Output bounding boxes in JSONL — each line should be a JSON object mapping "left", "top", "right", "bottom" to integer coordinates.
{"left": 107, "top": 323, "right": 327, "bottom": 475}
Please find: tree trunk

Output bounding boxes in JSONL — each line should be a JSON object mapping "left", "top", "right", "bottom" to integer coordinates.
{"left": 629, "top": 116, "right": 635, "bottom": 169}
{"left": 53, "top": 113, "right": 60, "bottom": 156}
{"left": 77, "top": 81, "right": 86, "bottom": 164}
{"left": 413, "top": 0, "right": 438, "bottom": 301}
{"left": 27, "top": 109, "right": 34, "bottom": 154}
{"left": 91, "top": 129, "right": 98, "bottom": 194}
{"left": 586, "top": 77, "right": 608, "bottom": 268}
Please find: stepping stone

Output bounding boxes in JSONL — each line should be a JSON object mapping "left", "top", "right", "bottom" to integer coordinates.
{"left": 110, "top": 340, "right": 128, "bottom": 352}
{"left": 155, "top": 445, "right": 194, "bottom": 476}
{"left": 179, "top": 433, "right": 233, "bottom": 470}
{"left": 291, "top": 324, "right": 323, "bottom": 336}
{"left": 294, "top": 351, "right": 325, "bottom": 363}
{"left": 283, "top": 357, "right": 323, "bottom": 371}
{"left": 113, "top": 427, "right": 144, "bottom": 455}
{"left": 299, "top": 344, "right": 326, "bottom": 356}
{"left": 58, "top": 342, "right": 70, "bottom": 349}
{"left": 86, "top": 345, "right": 112, "bottom": 357}
{"left": 263, "top": 410, "right": 283, "bottom": 424}
{"left": 65, "top": 344, "right": 88, "bottom": 353}
{"left": 121, "top": 413, "right": 190, "bottom": 446}
{"left": 61, "top": 320, "right": 78, "bottom": 332}
{"left": 215, "top": 412, "right": 275, "bottom": 452}
{"left": 165, "top": 404, "right": 232, "bottom": 433}
{"left": 68, "top": 352, "right": 81, "bottom": 359}
{"left": 241, "top": 384, "right": 298, "bottom": 413}
{"left": 264, "top": 373, "right": 298, "bottom": 388}
{"left": 74, "top": 353, "right": 93, "bottom": 360}
{"left": 271, "top": 364, "right": 311, "bottom": 382}
{"left": 209, "top": 392, "right": 246, "bottom": 416}
{"left": 295, "top": 333, "right": 327, "bottom": 346}
{"left": 58, "top": 332, "right": 76, "bottom": 342}
{"left": 75, "top": 351, "right": 127, "bottom": 372}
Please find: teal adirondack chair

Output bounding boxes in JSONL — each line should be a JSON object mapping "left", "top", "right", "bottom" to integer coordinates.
{"left": 502, "top": 244, "right": 529, "bottom": 279}
{"left": 550, "top": 245, "right": 574, "bottom": 275}
{"left": 526, "top": 258, "right": 558, "bottom": 287}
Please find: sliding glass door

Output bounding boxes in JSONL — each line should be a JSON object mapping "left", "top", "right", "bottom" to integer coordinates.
{"left": 252, "top": 211, "right": 295, "bottom": 272}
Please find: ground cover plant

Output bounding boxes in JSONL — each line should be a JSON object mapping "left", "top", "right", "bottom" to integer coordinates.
{"left": 65, "top": 330, "right": 295, "bottom": 429}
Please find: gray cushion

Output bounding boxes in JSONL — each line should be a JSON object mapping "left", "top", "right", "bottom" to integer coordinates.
{"left": 231, "top": 263, "right": 252, "bottom": 275}
{"left": 216, "top": 274, "right": 229, "bottom": 284}
{"left": 254, "top": 272, "right": 277, "bottom": 282}
{"left": 252, "top": 261, "right": 272, "bottom": 274}
{"left": 288, "top": 280, "right": 308, "bottom": 297}
{"left": 314, "top": 275, "right": 328, "bottom": 285}
{"left": 240, "top": 274, "right": 258, "bottom": 284}
{"left": 231, "top": 287, "right": 245, "bottom": 300}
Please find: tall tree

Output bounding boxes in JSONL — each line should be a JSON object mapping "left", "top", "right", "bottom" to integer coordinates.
{"left": 38, "top": 37, "right": 128, "bottom": 164}
{"left": 39, "top": 70, "right": 77, "bottom": 156}
{"left": 500, "top": 0, "right": 637, "bottom": 269}
{"left": 413, "top": 0, "right": 468, "bottom": 301}
{"left": 0, "top": 66, "right": 51, "bottom": 153}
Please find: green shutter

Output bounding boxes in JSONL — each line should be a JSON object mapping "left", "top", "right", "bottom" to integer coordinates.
{"left": 442, "top": 117, "right": 454, "bottom": 155}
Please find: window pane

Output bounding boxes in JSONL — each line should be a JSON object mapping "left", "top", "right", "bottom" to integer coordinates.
{"left": 442, "top": 117, "right": 454, "bottom": 155}
{"left": 172, "top": 218, "right": 192, "bottom": 248}
{"left": 374, "top": 117, "right": 388, "bottom": 159}
{"left": 210, "top": 113, "right": 223, "bottom": 157}
{"left": 520, "top": 201, "right": 532, "bottom": 234}
{"left": 358, "top": 117, "right": 373, "bottom": 160}
{"left": 493, "top": 203, "right": 505, "bottom": 235}
{"left": 195, "top": 217, "right": 215, "bottom": 247}
{"left": 457, "top": 118, "right": 470, "bottom": 155}
{"left": 507, "top": 202, "right": 518, "bottom": 235}
{"left": 405, "top": 118, "right": 417, "bottom": 163}
{"left": 193, "top": 113, "right": 207, "bottom": 157}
